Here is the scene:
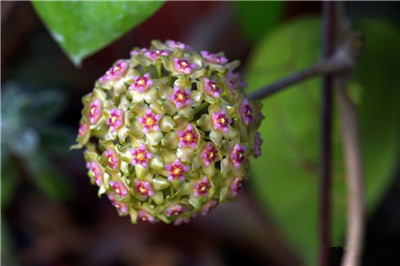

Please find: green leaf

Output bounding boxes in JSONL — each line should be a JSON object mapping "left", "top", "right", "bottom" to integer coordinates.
{"left": 245, "top": 17, "right": 400, "bottom": 264}
{"left": 38, "top": 126, "right": 76, "bottom": 159}
{"left": 1, "top": 158, "right": 20, "bottom": 207}
{"left": 21, "top": 89, "right": 66, "bottom": 124}
{"left": 234, "top": 1, "right": 284, "bottom": 43}
{"left": 32, "top": 1, "right": 165, "bottom": 66}
{"left": 26, "top": 156, "right": 72, "bottom": 201}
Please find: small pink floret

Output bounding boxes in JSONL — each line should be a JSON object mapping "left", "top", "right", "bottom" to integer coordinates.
{"left": 78, "top": 123, "right": 89, "bottom": 137}
{"left": 129, "top": 73, "right": 154, "bottom": 93}
{"left": 165, "top": 204, "right": 185, "bottom": 217}
{"left": 105, "top": 148, "right": 120, "bottom": 170}
{"left": 230, "top": 177, "right": 244, "bottom": 197}
{"left": 129, "top": 143, "right": 153, "bottom": 169}
{"left": 226, "top": 71, "right": 247, "bottom": 91}
{"left": 134, "top": 179, "right": 155, "bottom": 199}
{"left": 230, "top": 143, "right": 246, "bottom": 169}
{"left": 106, "top": 108, "right": 124, "bottom": 133}
{"left": 166, "top": 40, "right": 191, "bottom": 51}
{"left": 212, "top": 109, "right": 231, "bottom": 134}
{"left": 200, "top": 142, "right": 219, "bottom": 168}
{"left": 138, "top": 210, "right": 155, "bottom": 223}
{"left": 168, "top": 86, "right": 192, "bottom": 109}
{"left": 240, "top": 98, "right": 253, "bottom": 125}
{"left": 99, "top": 60, "right": 129, "bottom": 83}
{"left": 174, "top": 217, "right": 190, "bottom": 226}
{"left": 109, "top": 180, "right": 128, "bottom": 198}
{"left": 89, "top": 99, "right": 102, "bottom": 125}
{"left": 173, "top": 58, "right": 196, "bottom": 75}
{"left": 86, "top": 161, "right": 103, "bottom": 187}
{"left": 193, "top": 176, "right": 211, "bottom": 198}
{"left": 201, "top": 199, "right": 218, "bottom": 216}
{"left": 253, "top": 132, "right": 263, "bottom": 158}
{"left": 176, "top": 124, "right": 198, "bottom": 149}
{"left": 144, "top": 49, "right": 169, "bottom": 61}
{"left": 200, "top": 51, "right": 228, "bottom": 65}
{"left": 203, "top": 78, "right": 222, "bottom": 98}
{"left": 108, "top": 194, "right": 128, "bottom": 214}
{"left": 137, "top": 108, "right": 162, "bottom": 134}
{"left": 165, "top": 158, "right": 190, "bottom": 182}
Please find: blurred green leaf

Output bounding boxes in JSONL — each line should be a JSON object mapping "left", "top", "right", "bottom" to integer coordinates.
{"left": 234, "top": 1, "right": 284, "bottom": 43}
{"left": 26, "top": 156, "right": 72, "bottom": 202}
{"left": 245, "top": 17, "right": 400, "bottom": 264}
{"left": 1, "top": 220, "right": 16, "bottom": 265}
{"left": 354, "top": 20, "right": 400, "bottom": 211}
{"left": 38, "top": 126, "right": 76, "bottom": 159}
{"left": 21, "top": 90, "right": 66, "bottom": 124}
{"left": 32, "top": 1, "right": 164, "bottom": 66}
{"left": 1, "top": 158, "right": 20, "bottom": 207}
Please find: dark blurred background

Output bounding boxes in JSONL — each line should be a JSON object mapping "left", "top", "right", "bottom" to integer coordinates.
{"left": 2, "top": 1, "right": 400, "bottom": 265}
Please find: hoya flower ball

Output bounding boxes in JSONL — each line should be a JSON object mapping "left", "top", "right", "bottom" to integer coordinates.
{"left": 73, "top": 40, "right": 263, "bottom": 225}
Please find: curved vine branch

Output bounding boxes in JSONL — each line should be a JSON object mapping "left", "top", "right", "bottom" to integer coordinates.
{"left": 248, "top": 32, "right": 359, "bottom": 101}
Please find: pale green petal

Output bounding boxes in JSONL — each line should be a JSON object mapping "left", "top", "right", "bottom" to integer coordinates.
{"left": 149, "top": 155, "right": 164, "bottom": 171}
{"left": 210, "top": 130, "right": 222, "bottom": 147}
{"left": 152, "top": 176, "right": 170, "bottom": 190}
{"left": 146, "top": 131, "right": 163, "bottom": 146}
{"left": 161, "top": 132, "right": 179, "bottom": 149}
{"left": 196, "top": 114, "right": 212, "bottom": 131}
{"left": 159, "top": 116, "right": 176, "bottom": 132}
{"left": 152, "top": 191, "right": 164, "bottom": 205}
{"left": 176, "top": 106, "right": 194, "bottom": 120}
{"left": 176, "top": 147, "right": 194, "bottom": 164}
{"left": 220, "top": 158, "right": 230, "bottom": 178}
{"left": 174, "top": 77, "right": 191, "bottom": 89}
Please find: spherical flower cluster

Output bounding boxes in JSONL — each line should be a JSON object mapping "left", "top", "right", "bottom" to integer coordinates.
{"left": 73, "top": 40, "right": 263, "bottom": 225}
